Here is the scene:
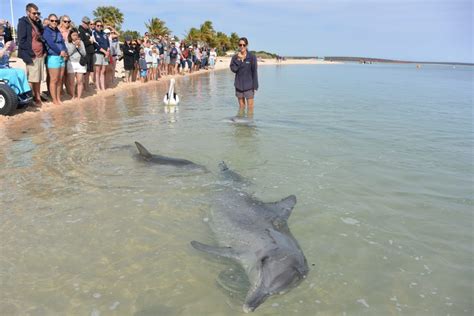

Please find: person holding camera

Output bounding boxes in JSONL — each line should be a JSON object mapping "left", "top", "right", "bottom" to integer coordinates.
{"left": 17, "top": 3, "right": 45, "bottom": 106}
{"left": 66, "top": 28, "right": 86, "bottom": 99}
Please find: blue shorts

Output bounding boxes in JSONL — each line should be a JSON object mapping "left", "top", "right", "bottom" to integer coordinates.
{"left": 140, "top": 70, "right": 147, "bottom": 77}
{"left": 47, "top": 55, "right": 65, "bottom": 69}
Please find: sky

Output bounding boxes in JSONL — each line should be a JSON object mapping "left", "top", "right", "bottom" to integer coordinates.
{"left": 3, "top": 0, "right": 472, "bottom": 63}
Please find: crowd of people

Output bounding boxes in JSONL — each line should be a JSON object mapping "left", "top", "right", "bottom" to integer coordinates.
{"left": 0, "top": 2, "right": 219, "bottom": 109}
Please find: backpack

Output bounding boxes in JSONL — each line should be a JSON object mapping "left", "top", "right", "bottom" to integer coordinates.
{"left": 169, "top": 47, "right": 178, "bottom": 58}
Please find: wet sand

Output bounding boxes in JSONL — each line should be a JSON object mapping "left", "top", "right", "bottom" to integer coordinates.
{"left": 0, "top": 57, "right": 337, "bottom": 127}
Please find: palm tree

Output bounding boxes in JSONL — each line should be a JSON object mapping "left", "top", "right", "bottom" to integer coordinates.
{"left": 92, "top": 6, "right": 124, "bottom": 30}
{"left": 199, "top": 21, "right": 216, "bottom": 45}
{"left": 215, "top": 32, "right": 230, "bottom": 55}
{"left": 229, "top": 32, "right": 240, "bottom": 50}
{"left": 185, "top": 27, "right": 201, "bottom": 43}
{"left": 145, "top": 18, "right": 170, "bottom": 37}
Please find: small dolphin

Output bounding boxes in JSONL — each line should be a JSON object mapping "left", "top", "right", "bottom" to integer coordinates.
{"left": 226, "top": 116, "right": 256, "bottom": 127}
{"left": 191, "top": 163, "right": 308, "bottom": 313}
{"left": 134, "top": 141, "right": 206, "bottom": 170}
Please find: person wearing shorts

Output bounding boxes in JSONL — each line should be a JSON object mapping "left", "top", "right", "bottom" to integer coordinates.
{"left": 17, "top": 3, "right": 46, "bottom": 105}
{"left": 151, "top": 46, "right": 160, "bottom": 80}
{"left": 66, "top": 28, "right": 87, "bottom": 99}
{"left": 138, "top": 49, "right": 147, "bottom": 83}
{"left": 230, "top": 37, "right": 258, "bottom": 118}
{"left": 92, "top": 20, "right": 109, "bottom": 91}
{"left": 43, "top": 14, "right": 67, "bottom": 105}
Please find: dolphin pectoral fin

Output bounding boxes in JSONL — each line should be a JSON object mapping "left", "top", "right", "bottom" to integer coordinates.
{"left": 265, "top": 195, "right": 297, "bottom": 220}
{"left": 135, "top": 142, "right": 153, "bottom": 159}
{"left": 190, "top": 241, "right": 239, "bottom": 259}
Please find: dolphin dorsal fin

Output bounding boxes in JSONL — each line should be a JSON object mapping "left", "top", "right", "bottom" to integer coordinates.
{"left": 135, "top": 141, "right": 153, "bottom": 159}
{"left": 265, "top": 195, "right": 297, "bottom": 220}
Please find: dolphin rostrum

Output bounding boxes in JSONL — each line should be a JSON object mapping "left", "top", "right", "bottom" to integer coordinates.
{"left": 134, "top": 141, "right": 207, "bottom": 170}
{"left": 191, "top": 162, "right": 308, "bottom": 313}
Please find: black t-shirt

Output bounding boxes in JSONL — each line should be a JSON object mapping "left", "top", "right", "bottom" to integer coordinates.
{"left": 78, "top": 25, "right": 95, "bottom": 54}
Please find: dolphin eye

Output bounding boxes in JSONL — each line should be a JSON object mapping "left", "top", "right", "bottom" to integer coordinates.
{"left": 260, "top": 256, "right": 269, "bottom": 266}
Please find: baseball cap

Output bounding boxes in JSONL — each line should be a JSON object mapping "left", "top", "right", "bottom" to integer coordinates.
{"left": 104, "top": 28, "right": 111, "bottom": 34}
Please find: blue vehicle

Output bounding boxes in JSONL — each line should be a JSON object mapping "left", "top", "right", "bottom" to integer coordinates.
{"left": 0, "top": 78, "right": 33, "bottom": 115}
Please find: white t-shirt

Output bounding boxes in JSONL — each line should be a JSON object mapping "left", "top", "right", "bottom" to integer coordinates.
{"left": 210, "top": 51, "right": 217, "bottom": 59}
{"left": 144, "top": 47, "right": 153, "bottom": 63}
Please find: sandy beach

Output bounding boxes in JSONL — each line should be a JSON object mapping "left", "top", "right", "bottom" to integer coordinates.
{"left": 0, "top": 57, "right": 336, "bottom": 126}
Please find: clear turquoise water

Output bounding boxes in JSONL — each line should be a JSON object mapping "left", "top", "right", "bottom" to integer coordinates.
{"left": 0, "top": 63, "right": 472, "bottom": 315}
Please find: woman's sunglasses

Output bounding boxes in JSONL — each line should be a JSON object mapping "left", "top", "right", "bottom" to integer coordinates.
{"left": 50, "top": 19, "right": 59, "bottom": 23}
{"left": 239, "top": 44, "right": 246, "bottom": 47}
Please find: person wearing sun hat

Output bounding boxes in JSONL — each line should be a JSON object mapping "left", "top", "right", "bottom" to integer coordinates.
{"left": 78, "top": 16, "right": 95, "bottom": 89}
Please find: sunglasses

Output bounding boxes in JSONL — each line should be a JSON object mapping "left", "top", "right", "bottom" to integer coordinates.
{"left": 239, "top": 44, "right": 246, "bottom": 47}
{"left": 96, "top": 24, "right": 103, "bottom": 27}
{"left": 63, "top": 20, "right": 71, "bottom": 23}
{"left": 31, "top": 11, "right": 41, "bottom": 16}
{"left": 50, "top": 19, "right": 59, "bottom": 23}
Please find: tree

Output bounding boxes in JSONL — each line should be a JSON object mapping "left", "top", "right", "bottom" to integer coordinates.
{"left": 229, "top": 32, "right": 240, "bottom": 51}
{"left": 145, "top": 18, "right": 170, "bottom": 38}
{"left": 185, "top": 27, "right": 201, "bottom": 43}
{"left": 199, "top": 21, "right": 216, "bottom": 46}
{"left": 215, "top": 32, "right": 230, "bottom": 55}
{"left": 120, "top": 30, "right": 141, "bottom": 42}
{"left": 93, "top": 6, "right": 124, "bottom": 30}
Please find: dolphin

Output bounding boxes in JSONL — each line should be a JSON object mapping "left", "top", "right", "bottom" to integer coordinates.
{"left": 191, "top": 163, "right": 308, "bottom": 313}
{"left": 225, "top": 116, "right": 256, "bottom": 127}
{"left": 134, "top": 141, "right": 207, "bottom": 170}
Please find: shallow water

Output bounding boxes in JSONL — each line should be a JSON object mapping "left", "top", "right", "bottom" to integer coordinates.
{"left": 0, "top": 64, "right": 472, "bottom": 315}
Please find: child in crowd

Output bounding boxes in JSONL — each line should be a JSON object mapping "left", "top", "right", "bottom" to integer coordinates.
{"left": 144, "top": 41, "right": 153, "bottom": 81}
{"left": 151, "top": 46, "right": 160, "bottom": 80}
{"left": 209, "top": 48, "right": 217, "bottom": 69}
{"left": 138, "top": 49, "right": 147, "bottom": 83}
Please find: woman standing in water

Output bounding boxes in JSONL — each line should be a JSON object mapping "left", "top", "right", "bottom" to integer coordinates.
{"left": 230, "top": 37, "right": 258, "bottom": 117}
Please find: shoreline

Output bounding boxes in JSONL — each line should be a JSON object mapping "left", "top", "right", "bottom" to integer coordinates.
{"left": 0, "top": 57, "right": 337, "bottom": 127}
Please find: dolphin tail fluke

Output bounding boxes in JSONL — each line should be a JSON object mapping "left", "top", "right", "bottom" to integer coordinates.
{"left": 135, "top": 142, "right": 153, "bottom": 159}
{"left": 191, "top": 241, "right": 239, "bottom": 259}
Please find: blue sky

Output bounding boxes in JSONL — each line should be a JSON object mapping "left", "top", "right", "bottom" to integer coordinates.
{"left": 3, "top": 0, "right": 472, "bottom": 62}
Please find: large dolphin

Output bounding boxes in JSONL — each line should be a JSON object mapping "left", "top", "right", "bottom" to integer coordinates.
{"left": 134, "top": 141, "right": 207, "bottom": 170}
{"left": 191, "top": 162, "right": 308, "bottom": 313}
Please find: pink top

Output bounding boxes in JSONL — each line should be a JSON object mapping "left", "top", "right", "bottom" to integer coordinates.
{"left": 31, "top": 23, "right": 44, "bottom": 58}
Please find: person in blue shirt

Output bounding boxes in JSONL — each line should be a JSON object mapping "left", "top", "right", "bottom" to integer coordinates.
{"left": 92, "top": 20, "right": 110, "bottom": 91}
{"left": 230, "top": 37, "right": 258, "bottom": 118}
{"left": 43, "top": 13, "right": 68, "bottom": 105}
